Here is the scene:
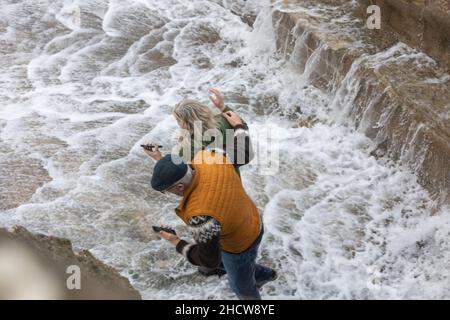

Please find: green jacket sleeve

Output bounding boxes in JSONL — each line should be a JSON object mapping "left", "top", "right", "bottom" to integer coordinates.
{"left": 217, "top": 105, "right": 249, "bottom": 131}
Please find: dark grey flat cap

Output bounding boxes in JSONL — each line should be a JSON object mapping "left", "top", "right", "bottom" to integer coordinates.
{"left": 151, "top": 154, "right": 188, "bottom": 191}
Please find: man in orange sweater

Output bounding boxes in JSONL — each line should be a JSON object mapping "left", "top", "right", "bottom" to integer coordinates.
{"left": 146, "top": 114, "right": 276, "bottom": 300}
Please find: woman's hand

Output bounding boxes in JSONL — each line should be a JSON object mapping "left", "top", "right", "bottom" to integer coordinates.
{"left": 209, "top": 88, "right": 225, "bottom": 112}
{"left": 222, "top": 111, "right": 243, "bottom": 127}
{"left": 143, "top": 145, "right": 162, "bottom": 161}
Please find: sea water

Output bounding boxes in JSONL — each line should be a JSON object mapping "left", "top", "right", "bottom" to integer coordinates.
{"left": 0, "top": 0, "right": 449, "bottom": 299}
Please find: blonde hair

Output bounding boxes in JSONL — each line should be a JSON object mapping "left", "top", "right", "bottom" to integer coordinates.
{"left": 173, "top": 99, "right": 218, "bottom": 153}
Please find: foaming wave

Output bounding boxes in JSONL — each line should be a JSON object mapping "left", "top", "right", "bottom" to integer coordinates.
{"left": 0, "top": 0, "right": 449, "bottom": 300}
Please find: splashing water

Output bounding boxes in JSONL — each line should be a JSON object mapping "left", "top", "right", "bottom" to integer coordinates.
{"left": 0, "top": 0, "right": 449, "bottom": 299}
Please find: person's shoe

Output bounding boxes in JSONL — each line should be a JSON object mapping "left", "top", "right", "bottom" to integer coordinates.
{"left": 256, "top": 269, "right": 277, "bottom": 289}
{"left": 198, "top": 266, "right": 227, "bottom": 277}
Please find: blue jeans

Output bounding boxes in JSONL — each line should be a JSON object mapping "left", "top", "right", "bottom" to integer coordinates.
{"left": 221, "top": 228, "right": 274, "bottom": 300}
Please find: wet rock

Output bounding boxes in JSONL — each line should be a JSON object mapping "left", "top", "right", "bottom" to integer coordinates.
{"left": 227, "top": 1, "right": 259, "bottom": 27}
{"left": 87, "top": 99, "right": 149, "bottom": 114}
{"left": 230, "top": 9, "right": 257, "bottom": 27}
{"left": 0, "top": 141, "right": 52, "bottom": 211}
{"left": 355, "top": 0, "right": 450, "bottom": 73}
{"left": 251, "top": 94, "right": 280, "bottom": 115}
{"left": 0, "top": 226, "right": 141, "bottom": 300}
{"left": 273, "top": 0, "right": 450, "bottom": 204}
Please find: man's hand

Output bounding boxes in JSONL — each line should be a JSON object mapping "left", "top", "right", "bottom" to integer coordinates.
{"left": 209, "top": 88, "right": 225, "bottom": 112}
{"left": 158, "top": 229, "right": 181, "bottom": 247}
{"left": 143, "top": 144, "right": 162, "bottom": 161}
{"left": 222, "top": 111, "right": 243, "bottom": 128}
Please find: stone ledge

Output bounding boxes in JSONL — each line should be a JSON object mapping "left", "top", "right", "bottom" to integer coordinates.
{"left": 355, "top": 0, "right": 450, "bottom": 73}
{"left": 0, "top": 226, "right": 142, "bottom": 299}
{"left": 273, "top": 0, "right": 450, "bottom": 204}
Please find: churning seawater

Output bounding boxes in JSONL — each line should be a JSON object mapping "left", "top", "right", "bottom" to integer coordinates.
{"left": 0, "top": 0, "right": 449, "bottom": 299}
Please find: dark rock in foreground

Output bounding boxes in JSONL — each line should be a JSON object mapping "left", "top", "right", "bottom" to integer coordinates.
{"left": 0, "top": 226, "right": 141, "bottom": 300}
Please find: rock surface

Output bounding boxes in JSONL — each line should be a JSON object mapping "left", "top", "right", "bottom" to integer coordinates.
{"left": 274, "top": 0, "right": 450, "bottom": 204}
{"left": 0, "top": 226, "right": 141, "bottom": 299}
{"left": 355, "top": 0, "right": 450, "bottom": 73}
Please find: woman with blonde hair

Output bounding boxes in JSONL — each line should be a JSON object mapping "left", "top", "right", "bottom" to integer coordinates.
{"left": 172, "top": 88, "right": 253, "bottom": 173}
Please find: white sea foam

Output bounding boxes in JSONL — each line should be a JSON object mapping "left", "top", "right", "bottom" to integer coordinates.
{"left": 0, "top": 0, "right": 449, "bottom": 299}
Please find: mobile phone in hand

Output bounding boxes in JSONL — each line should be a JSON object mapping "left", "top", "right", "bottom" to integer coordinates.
{"left": 152, "top": 226, "right": 176, "bottom": 235}
{"left": 141, "top": 144, "right": 163, "bottom": 151}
